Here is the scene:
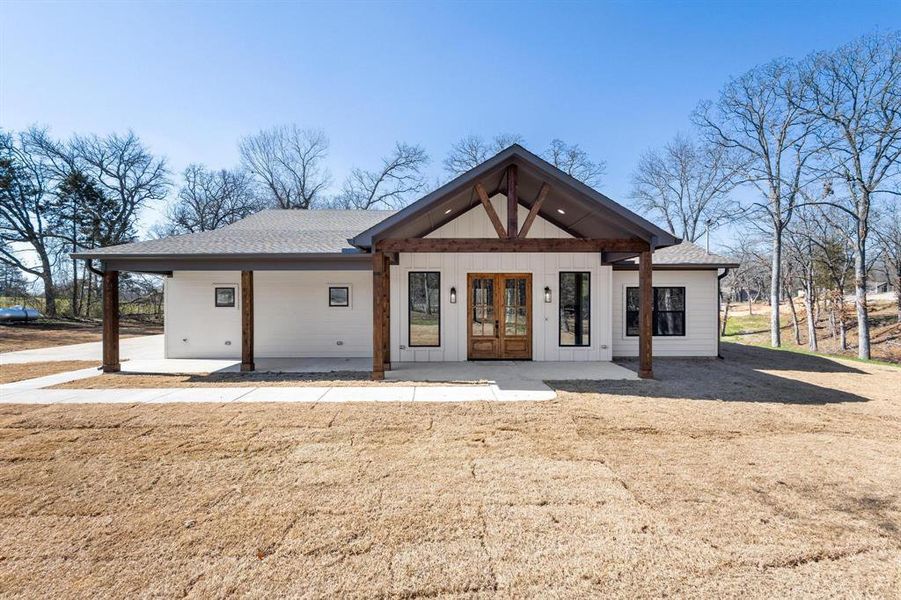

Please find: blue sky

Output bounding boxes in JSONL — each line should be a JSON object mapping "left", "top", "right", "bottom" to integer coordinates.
{"left": 1, "top": 0, "right": 898, "bottom": 245}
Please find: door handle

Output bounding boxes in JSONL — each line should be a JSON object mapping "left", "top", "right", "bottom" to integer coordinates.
{"left": 494, "top": 320, "right": 499, "bottom": 337}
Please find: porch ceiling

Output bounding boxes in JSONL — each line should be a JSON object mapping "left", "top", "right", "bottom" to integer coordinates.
{"left": 351, "top": 144, "right": 680, "bottom": 249}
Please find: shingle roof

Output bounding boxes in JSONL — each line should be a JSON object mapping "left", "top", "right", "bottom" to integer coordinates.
{"left": 616, "top": 241, "right": 738, "bottom": 268}
{"left": 74, "top": 210, "right": 736, "bottom": 268}
{"left": 74, "top": 209, "right": 397, "bottom": 258}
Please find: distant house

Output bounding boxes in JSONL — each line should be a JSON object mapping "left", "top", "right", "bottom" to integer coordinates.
{"left": 75, "top": 145, "right": 737, "bottom": 379}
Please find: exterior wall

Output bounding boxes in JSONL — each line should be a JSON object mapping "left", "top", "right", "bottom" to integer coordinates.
{"left": 389, "top": 195, "right": 612, "bottom": 362}
{"left": 611, "top": 269, "right": 719, "bottom": 357}
{"left": 389, "top": 252, "right": 613, "bottom": 363}
{"left": 428, "top": 193, "right": 570, "bottom": 239}
{"left": 164, "top": 270, "right": 372, "bottom": 359}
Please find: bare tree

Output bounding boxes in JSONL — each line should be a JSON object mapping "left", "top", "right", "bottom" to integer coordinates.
{"left": 797, "top": 32, "right": 901, "bottom": 359}
{"left": 542, "top": 139, "right": 606, "bottom": 188}
{"left": 0, "top": 128, "right": 62, "bottom": 315}
{"left": 72, "top": 131, "right": 169, "bottom": 246}
{"left": 166, "top": 165, "right": 262, "bottom": 234}
{"left": 443, "top": 133, "right": 524, "bottom": 177}
{"left": 239, "top": 126, "right": 330, "bottom": 209}
{"left": 695, "top": 59, "right": 815, "bottom": 348}
{"left": 335, "top": 143, "right": 429, "bottom": 210}
{"left": 630, "top": 134, "right": 743, "bottom": 241}
{"left": 785, "top": 205, "right": 823, "bottom": 351}
{"left": 874, "top": 203, "right": 901, "bottom": 322}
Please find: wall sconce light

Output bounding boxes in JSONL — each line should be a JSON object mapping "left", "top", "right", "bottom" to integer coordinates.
{"left": 450, "top": 286, "right": 457, "bottom": 304}
{"left": 544, "top": 286, "right": 552, "bottom": 303}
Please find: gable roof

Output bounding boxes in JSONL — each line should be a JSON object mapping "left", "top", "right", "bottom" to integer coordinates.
{"left": 73, "top": 209, "right": 396, "bottom": 259}
{"left": 351, "top": 144, "right": 680, "bottom": 249}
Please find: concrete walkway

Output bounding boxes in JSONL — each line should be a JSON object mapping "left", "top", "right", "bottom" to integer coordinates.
{"left": 1, "top": 335, "right": 639, "bottom": 404}
{"left": 1, "top": 384, "right": 552, "bottom": 404}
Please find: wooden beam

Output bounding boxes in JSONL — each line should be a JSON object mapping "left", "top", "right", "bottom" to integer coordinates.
{"left": 518, "top": 183, "right": 550, "bottom": 239}
{"left": 506, "top": 164, "right": 518, "bottom": 238}
{"left": 377, "top": 238, "right": 649, "bottom": 254}
{"left": 241, "top": 270, "right": 254, "bottom": 372}
{"left": 638, "top": 250, "right": 653, "bottom": 379}
{"left": 372, "top": 252, "right": 386, "bottom": 380}
{"left": 474, "top": 183, "right": 507, "bottom": 239}
{"left": 102, "top": 270, "right": 120, "bottom": 373}
{"left": 382, "top": 253, "right": 391, "bottom": 371}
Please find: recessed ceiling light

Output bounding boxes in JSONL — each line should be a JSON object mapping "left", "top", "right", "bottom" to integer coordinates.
{"left": 557, "top": 208, "right": 566, "bottom": 215}
{"left": 444, "top": 208, "right": 452, "bottom": 215}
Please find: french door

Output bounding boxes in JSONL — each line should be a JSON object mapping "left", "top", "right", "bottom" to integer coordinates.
{"left": 467, "top": 273, "right": 532, "bottom": 360}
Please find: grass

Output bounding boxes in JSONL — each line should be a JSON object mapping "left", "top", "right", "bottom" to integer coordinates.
{"left": 1, "top": 343, "right": 899, "bottom": 597}
{"left": 722, "top": 300, "right": 901, "bottom": 364}
{"left": 0, "top": 361, "right": 99, "bottom": 385}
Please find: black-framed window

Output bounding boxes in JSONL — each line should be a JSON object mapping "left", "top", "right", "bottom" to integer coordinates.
{"left": 409, "top": 272, "right": 440, "bottom": 347}
{"left": 214, "top": 286, "right": 236, "bottom": 308}
{"left": 626, "top": 286, "right": 685, "bottom": 336}
{"left": 329, "top": 286, "right": 349, "bottom": 307}
{"left": 559, "top": 272, "right": 590, "bottom": 346}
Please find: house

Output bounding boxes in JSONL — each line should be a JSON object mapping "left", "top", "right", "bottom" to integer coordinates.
{"left": 74, "top": 145, "right": 738, "bottom": 379}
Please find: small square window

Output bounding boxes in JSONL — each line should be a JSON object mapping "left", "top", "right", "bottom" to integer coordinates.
{"left": 215, "top": 287, "right": 235, "bottom": 308}
{"left": 329, "top": 286, "right": 349, "bottom": 307}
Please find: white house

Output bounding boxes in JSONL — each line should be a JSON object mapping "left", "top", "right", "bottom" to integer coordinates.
{"left": 76, "top": 145, "right": 737, "bottom": 379}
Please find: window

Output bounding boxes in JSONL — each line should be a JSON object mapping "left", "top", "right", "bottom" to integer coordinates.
{"left": 626, "top": 286, "right": 685, "bottom": 336}
{"left": 214, "top": 286, "right": 235, "bottom": 308}
{"left": 559, "top": 272, "right": 590, "bottom": 346}
{"left": 329, "top": 286, "right": 349, "bottom": 307}
{"left": 409, "top": 272, "right": 440, "bottom": 347}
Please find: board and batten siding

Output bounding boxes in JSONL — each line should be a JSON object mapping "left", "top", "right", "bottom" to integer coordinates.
{"left": 611, "top": 269, "right": 719, "bottom": 357}
{"left": 388, "top": 194, "right": 614, "bottom": 362}
{"left": 164, "top": 270, "right": 372, "bottom": 359}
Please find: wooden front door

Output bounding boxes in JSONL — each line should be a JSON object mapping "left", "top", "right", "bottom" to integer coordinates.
{"left": 467, "top": 273, "right": 532, "bottom": 360}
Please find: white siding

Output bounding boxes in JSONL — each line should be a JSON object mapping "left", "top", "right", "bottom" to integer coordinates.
{"left": 390, "top": 254, "right": 613, "bottom": 362}
{"left": 611, "top": 269, "right": 719, "bottom": 357}
{"left": 164, "top": 271, "right": 242, "bottom": 359}
{"left": 428, "top": 194, "right": 570, "bottom": 239}
{"left": 164, "top": 270, "right": 372, "bottom": 359}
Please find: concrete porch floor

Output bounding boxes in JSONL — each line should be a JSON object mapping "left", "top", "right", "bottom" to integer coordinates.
{"left": 120, "top": 356, "right": 371, "bottom": 375}
{"left": 386, "top": 360, "right": 638, "bottom": 386}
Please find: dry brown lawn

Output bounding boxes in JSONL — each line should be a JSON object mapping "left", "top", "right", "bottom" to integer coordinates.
{"left": 0, "top": 361, "right": 99, "bottom": 384}
{"left": 0, "top": 343, "right": 899, "bottom": 598}
{"left": 0, "top": 320, "right": 162, "bottom": 353}
{"left": 51, "top": 371, "right": 464, "bottom": 389}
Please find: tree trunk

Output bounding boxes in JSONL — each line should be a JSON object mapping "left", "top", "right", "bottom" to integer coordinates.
{"left": 42, "top": 272, "right": 56, "bottom": 317}
{"left": 786, "top": 285, "right": 800, "bottom": 345}
{"left": 770, "top": 231, "right": 782, "bottom": 347}
{"left": 854, "top": 243, "right": 870, "bottom": 360}
{"left": 721, "top": 301, "right": 731, "bottom": 336}
{"left": 804, "top": 275, "right": 817, "bottom": 352}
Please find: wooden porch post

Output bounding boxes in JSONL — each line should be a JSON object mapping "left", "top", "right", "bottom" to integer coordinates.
{"left": 241, "top": 270, "right": 254, "bottom": 372}
{"left": 506, "top": 164, "right": 518, "bottom": 238}
{"left": 383, "top": 254, "right": 391, "bottom": 371}
{"left": 372, "top": 252, "right": 386, "bottom": 380}
{"left": 639, "top": 249, "right": 653, "bottom": 379}
{"left": 102, "top": 270, "right": 120, "bottom": 373}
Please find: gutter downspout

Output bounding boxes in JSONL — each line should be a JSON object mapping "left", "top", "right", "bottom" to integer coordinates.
{"left": 717, "top": 268, "right": 730, "bottom": 359}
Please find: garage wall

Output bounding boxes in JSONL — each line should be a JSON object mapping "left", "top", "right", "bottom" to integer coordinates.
{"left": 164, "top": 270, "right": 372, "bottom": 359}
{"left": 611, "top": 269, "right": 719, "bottom": 357}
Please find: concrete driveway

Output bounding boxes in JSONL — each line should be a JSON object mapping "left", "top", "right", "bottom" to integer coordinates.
{"left": 0, "top": 334, "right": 165, "bottom": 364}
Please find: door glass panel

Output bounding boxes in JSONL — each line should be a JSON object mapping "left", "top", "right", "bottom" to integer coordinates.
{"left": 471, "top": 278, "right": 495, "bottom": 336}
{"left": 504, "top": 278, "right": 528, "bottom": 336}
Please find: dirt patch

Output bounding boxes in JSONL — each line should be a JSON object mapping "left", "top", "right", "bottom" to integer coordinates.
{"left": 51, "top": 371, "right": 469, "bottom": 389}
{"left": 1, "top": 343, "right": 900, "bottom": 597}
{"left": 0, "top": 320, "right": 162, "bottom": 353}
{"left": 0, "top": 361, "right": 99, "bottom": 385}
